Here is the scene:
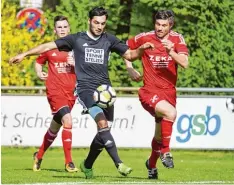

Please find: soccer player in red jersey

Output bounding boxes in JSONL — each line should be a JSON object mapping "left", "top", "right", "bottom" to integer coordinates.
{"left": 125, "top": 10, "right": 189, "bottom": 179}
{"left": 33, "top": 15, "right": 78, "bottom": 173}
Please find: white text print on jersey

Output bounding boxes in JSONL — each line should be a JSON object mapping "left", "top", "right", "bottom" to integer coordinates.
{"left": 85, "top": 48, "right": 104, "bottom": 64}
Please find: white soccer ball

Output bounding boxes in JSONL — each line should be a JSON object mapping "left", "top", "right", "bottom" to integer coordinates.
{"left": 11, "top": 134, "right": 23, "bottom": 146}
{"left": 226, "top": 98, "right": 234, "bottom": 113}
{"left": 93, "top": 84, "right": 116, "bottom": 108}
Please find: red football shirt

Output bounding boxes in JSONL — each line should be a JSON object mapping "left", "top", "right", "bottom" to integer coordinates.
{"left": 36, "top": 49, "right": 76, "bottom": 100}
{"left": 127, "top": 30, "right": 188, "bottom": 90}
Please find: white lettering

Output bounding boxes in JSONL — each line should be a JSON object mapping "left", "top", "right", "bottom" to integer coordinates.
{"left": 54, "top": 62, "right": 73, "bottom": 73}
{"left": 148, "top": 55, "right": 173, "bottom": 68}
{"left": 85, "top": 48, "right": 104, "bottom": 64}
{"left": 149, "top": 55, "right": 154, "bottom": 61}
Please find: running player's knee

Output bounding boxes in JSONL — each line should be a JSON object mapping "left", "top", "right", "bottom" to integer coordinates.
{"left": 97, "top": 118, "right": 108, "bottom": 129}
{"left": 89, "top": 106, "right": 108, "bottom": 128}
{"left": 53, "top": 106, "right": 71, "bottom": 125}
{"left": 61, "top": 114, "right": 72, "bottom": 129}
{"left": 156, "top": 100, "right": 177, "bottom": 121}
{"left": 166, "top": 108, "right": 177, "bottom": 121}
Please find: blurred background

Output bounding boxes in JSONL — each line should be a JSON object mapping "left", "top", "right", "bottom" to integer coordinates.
{"left": 2, "top": 0, "right": 234, "bottom": 89}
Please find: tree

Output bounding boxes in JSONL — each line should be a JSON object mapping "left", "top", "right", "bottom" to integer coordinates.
{"left": 138, "top": 0, "right": 234, "bottom": 87}
{"left": 1, "top": 0, "right": 52, "bottom": 86}
{"left": 3, "top": 0, "right": 234, "bottom": 88}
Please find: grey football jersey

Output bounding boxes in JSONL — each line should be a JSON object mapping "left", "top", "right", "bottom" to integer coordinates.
{"left": 55, "top": 32, "right": 128, "bottom": 93}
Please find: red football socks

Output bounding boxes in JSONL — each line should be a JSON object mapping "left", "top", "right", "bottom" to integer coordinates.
{"left": 161, "top": 119, "right": 173, "bottom": 154}
{"left": 62, "top": 127, "right": 72, "bottom": 164}
{"left": 149, "top": 138, "right": 162, "bottom": 168}
{"left": 37, "top": 129, "right": 57, "bottom": 159}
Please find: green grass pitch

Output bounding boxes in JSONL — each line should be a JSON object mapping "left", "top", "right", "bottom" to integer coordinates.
{"left": 1, "top": 147, "right": 234, "bottom": 184}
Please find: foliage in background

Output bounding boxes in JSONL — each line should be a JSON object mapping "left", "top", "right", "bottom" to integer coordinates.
{"left": 140, "top": 0, "right": 234, "bottom": 87}
{"left": 2, "top": 0, "right": 234, "bottom": 88}
{"left": 42, "top": 0, "right": 136, "bottom": 88}
{"left": 43, "top": 0, "right": 125, "bottom": 36}
{"left": 1, "top": 0, "right": 52, "bottom": 86}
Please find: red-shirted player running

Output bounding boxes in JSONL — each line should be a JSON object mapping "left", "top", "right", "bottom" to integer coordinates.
{"left": 125, "top": 10, "right": 189, "bottom": 179}
{"left": 33, "top": 16, "right": 78, "bottom": 173}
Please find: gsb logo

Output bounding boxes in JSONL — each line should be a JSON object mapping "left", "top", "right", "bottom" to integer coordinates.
{"left": 176, "top": 106, "right": 221, "bottom": 143}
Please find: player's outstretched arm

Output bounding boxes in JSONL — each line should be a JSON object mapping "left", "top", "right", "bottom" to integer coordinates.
{"left": 67, "top": 54, "right": 75, "bottom": 67}
{"left": 35, "top": 63, "right": 48, "bottom": 81}
{"left": 9, "top": 41, "right": 57, "bottom": 65}
{"left": 124, "top": 59, "right": 142, "bottom": 82}
{"left": 122, "top": 42, "right": 154, "bottom": 61}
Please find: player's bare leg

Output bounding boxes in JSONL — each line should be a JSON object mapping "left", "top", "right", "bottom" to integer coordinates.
{"left": 155, "top": 100, "right": 176, "bottom": 168}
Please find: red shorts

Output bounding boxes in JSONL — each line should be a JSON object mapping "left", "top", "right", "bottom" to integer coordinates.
{"left": 138, "top": 87, "right": 176, "bottom": 116}
{"left": 47, "top": 95, "right": 76, "bottom": 114}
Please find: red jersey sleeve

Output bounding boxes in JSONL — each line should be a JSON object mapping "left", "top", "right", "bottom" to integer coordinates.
{"left": 36, "top": 52, "right": 48, "bottom": 65}
{"left": 127, "top": 33, "right": 145, "bottom": 49}
{"left": 174, "top": 34, "right": 188, "bottom": 55}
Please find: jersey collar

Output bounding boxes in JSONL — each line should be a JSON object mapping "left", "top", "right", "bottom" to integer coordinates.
{"left": 86, "top": 31, "right": 101, "bottom": 41}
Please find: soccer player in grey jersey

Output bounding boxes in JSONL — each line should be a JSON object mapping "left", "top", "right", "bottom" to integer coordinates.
{"left": 9, "top": 7, "right": 154, "bottom": 178}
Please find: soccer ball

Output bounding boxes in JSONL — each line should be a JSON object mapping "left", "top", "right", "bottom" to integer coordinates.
{"left": 93, "top": 84, "right": 116, "bottom": 108}
{"left": 226, "top": 98, "right": 234, "bottom": 113}
{"left": 11, "top": 134, "right": 23, "bottom": 146}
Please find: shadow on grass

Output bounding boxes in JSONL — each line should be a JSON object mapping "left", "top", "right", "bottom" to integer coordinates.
{"left": 23, "top": 168, "right": 147, "bottom": 180}
{"left": 53, "top": 175, "right": 146, "bottom": 180}
{"left": 24, "top": 168, "right": 66, "bottom": 173}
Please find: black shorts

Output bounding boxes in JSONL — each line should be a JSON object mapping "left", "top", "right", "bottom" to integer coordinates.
{"left": 77, "top": 90, "right": 114, "bottom": 121}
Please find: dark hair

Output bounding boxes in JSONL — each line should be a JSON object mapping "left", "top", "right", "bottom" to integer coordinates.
{"left": 54, "top": 15, "right": 69, "bottom": 26}
{"left": 88, "top": 7, "right": 108, "bottom": 19}
{"left": 154, "top": 10, "right": 175, "bottom": 26}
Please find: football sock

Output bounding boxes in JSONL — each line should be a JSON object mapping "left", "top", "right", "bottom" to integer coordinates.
{"left": 85, "top": 133, "right": 104, "bottom": 169}
{"left": 149, "top": 138, "right": 162, "bottom": 168}
{"left": 37, "top": 129, "right": 57, "bottom": 159}
{"left": 99, "top": 128, "right": 122, "bottom": 167}
{"left": 62, "top": 127, "right": 72, "bottom": 164}
{"left": 161, "top": 119, "right": 173, "bottom": 154}
{"left": 85, "top": 128, "right": 122, "bottom": 169}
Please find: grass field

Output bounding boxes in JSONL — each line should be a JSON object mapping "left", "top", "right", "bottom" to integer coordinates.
{"left": 1, "top": 147, "right": 234, "bottom": 184}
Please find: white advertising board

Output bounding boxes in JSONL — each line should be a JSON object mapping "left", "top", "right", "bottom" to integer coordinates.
{"left": 1, "top": 96, "right": 234, "bottom": 149}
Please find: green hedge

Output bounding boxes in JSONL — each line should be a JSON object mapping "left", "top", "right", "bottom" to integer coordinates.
{"left": 2, "top": 0, "right": 234, "bottom": 88}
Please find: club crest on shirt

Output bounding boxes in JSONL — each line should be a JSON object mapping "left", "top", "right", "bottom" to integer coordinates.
{"left": 150, "top": 95, "right": 158, "bottom": 103}
{"left": 85, "top": 48, "right": 104, "bottom": 64}
{"left": 52, "top": 52, "right": 57, "bottom": 56}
